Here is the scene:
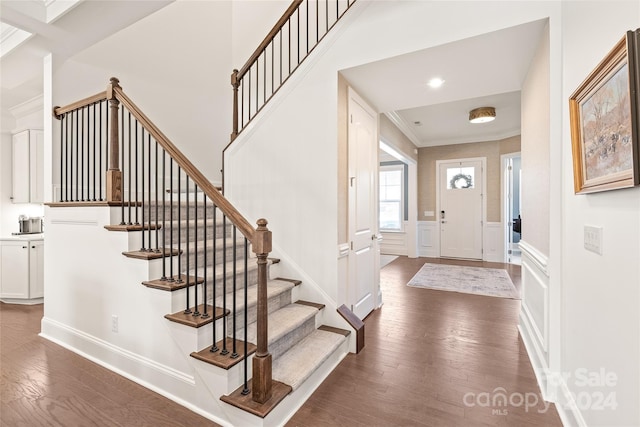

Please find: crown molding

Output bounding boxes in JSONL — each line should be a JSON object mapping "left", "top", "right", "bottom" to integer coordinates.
{"left": 384, "top": 111, "right": 422, "bottom": 147}
{"left": 423, "top": 128, "right": 521, "bottom": 148}
{"left": 9, "top": 94, "right": 44, "bottom": 119}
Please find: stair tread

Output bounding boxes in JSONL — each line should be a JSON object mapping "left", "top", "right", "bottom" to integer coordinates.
{"left": 272, "top": 329, "right": 347, "bottom": 391}
{"left": 215, "top": 279, "right": 294, "bottom": 309}
{"left": 243, "top": 304, "right": 318, "bottom": 347}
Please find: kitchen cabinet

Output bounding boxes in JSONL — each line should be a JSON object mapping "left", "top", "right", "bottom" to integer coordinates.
{"left": 12, "top": 129, "right": 44, "bottom": 204}
{"left": 0, "top": 239, "right": 44, "bottom": 301}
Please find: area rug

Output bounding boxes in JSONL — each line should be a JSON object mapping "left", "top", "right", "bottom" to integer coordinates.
{"left": 407, "top": 263, "right": 520, "bottom": 299}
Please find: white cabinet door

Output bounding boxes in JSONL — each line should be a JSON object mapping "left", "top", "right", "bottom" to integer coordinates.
{"left": 29, "top": 240, "right": 44, "bottom": 298}
{"left": 12, "top": 131, "right": 30, "bottom": 203}
{"left": 0, "top": 241, "right": 30, "bottom": 299}
{"left": 11, "top": 129, "right": 44, "bottom": 204}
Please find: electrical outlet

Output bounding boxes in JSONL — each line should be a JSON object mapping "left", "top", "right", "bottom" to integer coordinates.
{"left": 112, "top": 315, "right": 119, "bottom": 333}
{"left": 584, "top": 225, "right": 603, "bottom": 255}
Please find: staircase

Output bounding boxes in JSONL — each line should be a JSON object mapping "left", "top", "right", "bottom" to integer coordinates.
{"left": 45, "top": 1, "right": 360, "bottom": 424}
{"left": 139, "top": 198, "right": 351, "bottom": 419}
{"left": 46, "top": 76, "right": 356, "bottom": 426}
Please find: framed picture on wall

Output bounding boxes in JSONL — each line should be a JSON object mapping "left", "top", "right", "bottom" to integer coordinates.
{"left": 569, "top": 29, "right": 640, "bottom": 194}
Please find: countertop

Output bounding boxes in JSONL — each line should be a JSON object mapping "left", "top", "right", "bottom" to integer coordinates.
{"left": 0, "top": 234, "right": 44, "bottom": 241}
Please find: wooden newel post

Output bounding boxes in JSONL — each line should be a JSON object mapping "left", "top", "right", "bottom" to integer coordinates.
{"left": 252, "top": 218, "right": 273, "bottom": 404}
{"left": 231, "top": 69, "right": 240, "bottom": 140}
{"left": 106, "top": 77, "right": 122, "bottom": 202}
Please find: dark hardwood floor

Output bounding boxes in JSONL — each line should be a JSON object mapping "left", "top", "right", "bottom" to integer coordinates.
{"left": 0, "top": 302, "right": 221, "bottom": 427}
{"left": 1, "top": 257, "right": 561, "bottom": 426}
{"left": 287, "top": 257, "right": 562, "bottom": 427}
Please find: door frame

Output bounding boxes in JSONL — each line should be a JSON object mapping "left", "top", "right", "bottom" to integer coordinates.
{"left": 379, "top": 137, "right": 418, "bottom": 258}
{"left": 347, "top": 87, "right": 380, "bottom": 316}
{"left": 501, "top": 151, "right": 521, "bottom": 263}
{"left": 435, "top": 157, "right": 487, "bottom": 259}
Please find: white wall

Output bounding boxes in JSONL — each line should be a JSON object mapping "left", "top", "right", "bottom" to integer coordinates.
{"left": 559, "top": 1, "right": 640, "bottom": 426}
{"left": 231, "top": 0, "right": 290, "bottom": 67}
{"left": 53, "top": 0, "right": 233, "bottom": 185}
{"left": 225, "top": 1, "right": 561, "bottom": 308}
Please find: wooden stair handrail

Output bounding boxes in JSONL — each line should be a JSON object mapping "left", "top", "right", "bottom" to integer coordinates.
{"left": 53, "top": 91, "right": 107, "bottom": 118}
{"left": 236, "top": 0, "right": 303, "bottom": 81}
{"left": 112, "top": 86, "right": 255, "bottom": 241}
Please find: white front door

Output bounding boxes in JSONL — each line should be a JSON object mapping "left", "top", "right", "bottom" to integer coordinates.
{"left": 348, "top": 88, "right": 378, "bottom": 320}
{"left": 439, "top": 159, "right": 483, "bottom": 259}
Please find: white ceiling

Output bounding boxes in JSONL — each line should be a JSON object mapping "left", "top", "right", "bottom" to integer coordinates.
{"left": 0, "top": 0, "right": 172, "bottom": 123}
{"left": 341, "top": 18, "right": 548, "bottom": 147}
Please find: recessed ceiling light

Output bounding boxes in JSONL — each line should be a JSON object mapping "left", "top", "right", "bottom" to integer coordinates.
{"left": 428, "top": 78, "right": 445, "bottom": 88}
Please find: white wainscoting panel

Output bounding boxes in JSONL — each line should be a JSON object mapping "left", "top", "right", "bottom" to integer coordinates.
{"left": 518, "top": 239, "right": 551, "bottom": 400}
{"left": 380, "top": 230, "right": 407, "bottom": 256}
{"left": 484, "top": 222, "right": 504, "bottom": 262}
{"left": 417, "top": 221, "right": 438, "bottom": 258}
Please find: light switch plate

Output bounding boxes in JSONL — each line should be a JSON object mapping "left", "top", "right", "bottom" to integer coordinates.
{"left": 584, "top": 225, "right": 603, "bottom": 255}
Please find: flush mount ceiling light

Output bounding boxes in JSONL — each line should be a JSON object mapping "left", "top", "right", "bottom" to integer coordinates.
{"left": 469, "top": 106, "right": 496, "bottom": 123}
{"left": 428, "top": 78, "right": 445, "bottom": 88}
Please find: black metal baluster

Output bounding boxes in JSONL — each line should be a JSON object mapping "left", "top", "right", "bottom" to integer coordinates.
{"left": 280, "top": 28, "right": 283, "bottom": 85}
{"left": 59, "top": 114, "right": 64, "bottom": 202}
{"left": 120, "top": 107, "right": 125, "bottom": 225}
{"left": 221, "top": 214, "right": 229, "bottom": 356}
{"left": 134, "top": 119, "right": 139, "bottom": 225}
{"left": 241, "top": 237, "right": 249, "bottom": 395}
{"left": 156, "top": 150, "right": 170, "bottom": 280}
{"left": 177, "top": 168, "right": 182, "bottom": 283}
{"left": 148, "top": 134, "right": 152, "bottom": 251}
{"left": 193, "top": 183, "right": 200, "bottom": 317}
{"left": 263, "top": 49, "right": 266, "bottom": 107}
{"left": 169, "top": 159, "right": 174, "bottom": 281}
{"left": 66, "top": 113, "right": 70, "bottom": 202}
{"left": 306, "top": 0, "right": 309, "bottom": 54}
{"left": 127, "top": 112, "right": 132, "bottom": 225}
{"left": 231, "top": 226, "right": 238, "bottom": 359}
{"left": 289, "top": 17, "right": 292, "bottom": 73}
{"left": 92, "top": 103, "right": 96, "bottom": 201}
{"left": 271, "top": 40, "right": 275, "bottom": 96}
{"left": 210, "top": 205, "right": 219, "bottom": 353}
{"left": 85, "top": 105, "right": 89, "bottom": 201}
{"left": 202, "top": 194, "right": 209, "bottom": 320}
{"left": 248, "top": 66, "right": 252, "bottom": 120}
{"left": 99, "top": 101, "right": 103, "bottom": 201}
{"left": 79, "top": 107, "right": 84, "bottom": 201}
{"left": 241, "top": 79, "right": 245, "bottom": 129}
{"left": 75, "top": 109, "right": 79, "bottom": 201}
{"left": 140, "top": 127, "right": 146, "bottom": 251}
{"left": 184, "top": 175, "right": 191, "bottom": 314}
{"left": 316, "top": 0, "right": 319, "bottom": 43}
{"left": 297, "top": 8, "right": 301, "bottom": 66}
{"left": 104, "top": 99, "right": 108, "bottom": 202}
{"left": 156, "top": 143, "right": 161, "bottom": 255}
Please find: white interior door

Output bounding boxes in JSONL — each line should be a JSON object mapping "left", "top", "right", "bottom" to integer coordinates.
{"left": 439, "top": 159, "right": 483, "bottom": 259}
{"left": 348, "top": 88, "right": 378, "bottom": 320}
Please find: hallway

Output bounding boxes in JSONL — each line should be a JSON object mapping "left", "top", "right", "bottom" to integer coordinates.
{"left": 287, "top": 257, "right": 563, "bottom": 426}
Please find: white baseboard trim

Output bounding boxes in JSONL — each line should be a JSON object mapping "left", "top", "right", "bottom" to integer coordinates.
{"left": 40, "top": 317, "right": 233, "bottom": 427}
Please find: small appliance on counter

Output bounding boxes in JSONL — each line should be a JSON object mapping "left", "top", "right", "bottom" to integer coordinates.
{"left": 12, "top": 215, "right": 43, "bottom": 235}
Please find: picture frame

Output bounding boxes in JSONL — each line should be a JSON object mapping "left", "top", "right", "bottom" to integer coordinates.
{"left": 569, "top": 29, "right": 640, "bottom": 194}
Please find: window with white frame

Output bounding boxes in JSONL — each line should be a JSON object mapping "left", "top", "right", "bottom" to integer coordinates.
{"left": 379, "top": 165, "right": 404, "bottom": 231}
